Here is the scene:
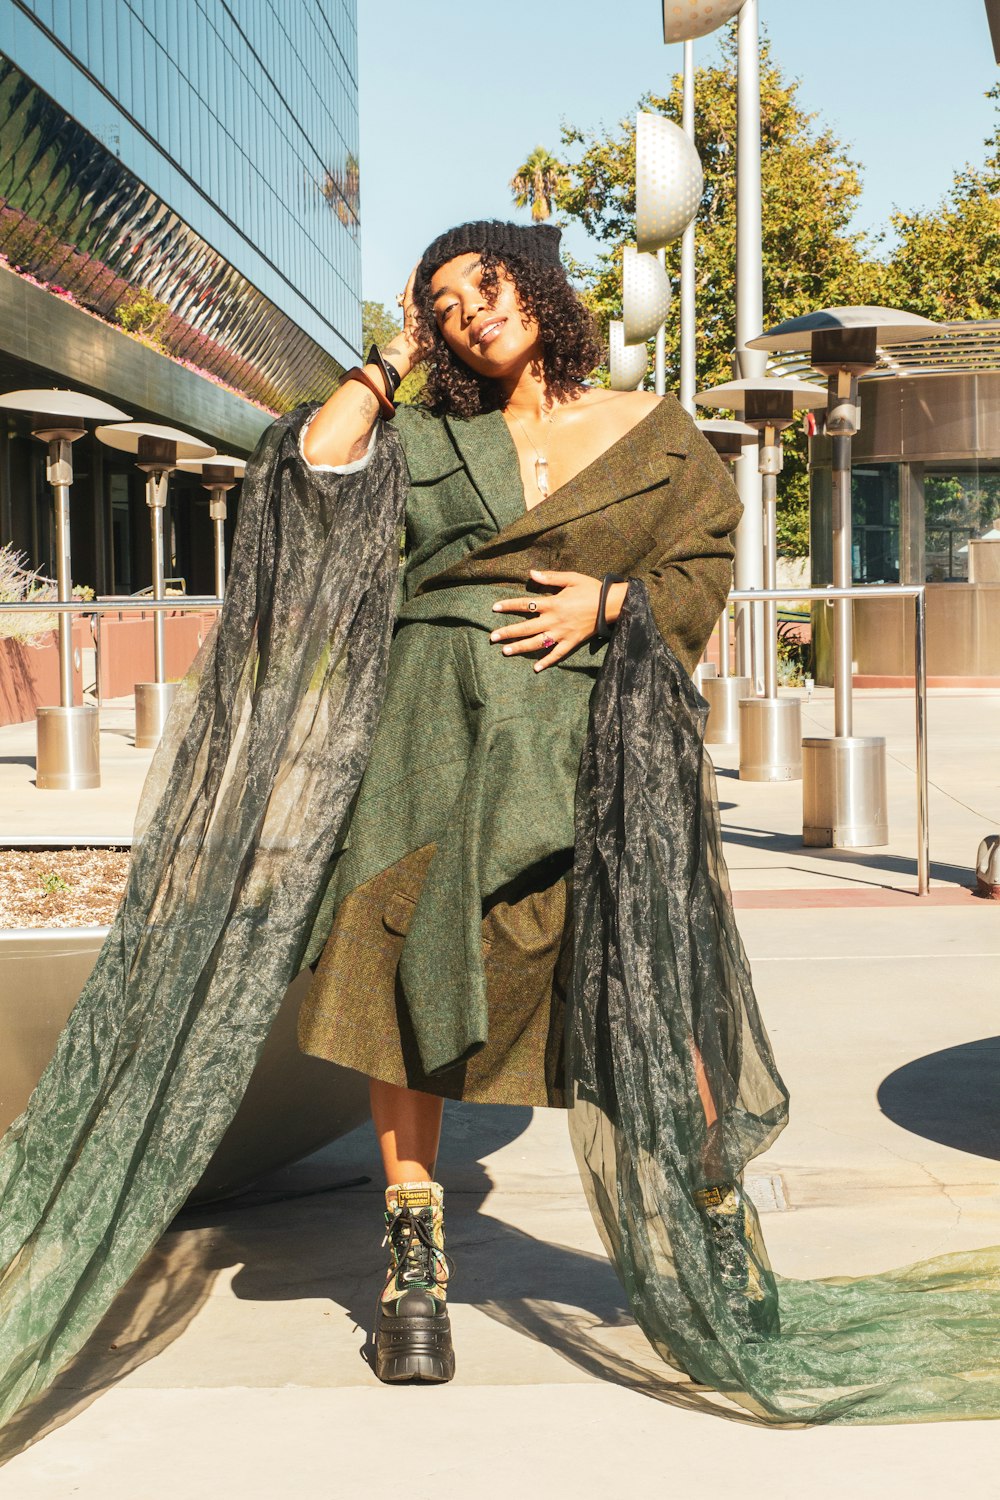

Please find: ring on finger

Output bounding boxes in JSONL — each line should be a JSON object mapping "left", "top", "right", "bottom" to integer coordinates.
{"left": 527, "top": 601, "right": 538, "bottom": 613}
{"left": 542, "top": 635, "right": 556, "bottom": 650}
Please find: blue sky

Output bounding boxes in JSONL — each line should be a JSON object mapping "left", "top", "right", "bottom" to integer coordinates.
{"left": 357, "top": 0, "right": 999, "bottom": 312}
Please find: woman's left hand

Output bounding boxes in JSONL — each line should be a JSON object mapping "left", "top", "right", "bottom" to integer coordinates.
{"left": 489, "top": 569, "right": 609, "bottom": 673}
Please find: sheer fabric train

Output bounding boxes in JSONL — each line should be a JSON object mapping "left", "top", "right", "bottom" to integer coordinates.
{"left": 0, "top": 406, "right": 999, "bottom": 1432}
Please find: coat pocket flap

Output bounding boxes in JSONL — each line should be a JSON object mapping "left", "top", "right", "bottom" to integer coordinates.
{"left": 382, "top": 890, "right": 417, "bottom": 935}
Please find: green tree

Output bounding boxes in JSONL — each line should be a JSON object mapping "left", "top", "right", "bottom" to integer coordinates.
{"left": 360, "top": 299, "right": 425, "bottom": 404}
{"left": 883, "top": 85, "right": 1000, "bottom": 322}
{"left": 528, "top": 28, "right": 883, "bottom": 555}
{"left": 510, "top": 147, "right": 568, "bottom": 222}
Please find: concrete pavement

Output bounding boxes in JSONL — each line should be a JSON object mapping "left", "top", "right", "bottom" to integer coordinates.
{"left": 0, "top": 687, "right": 998, "bottom": 1495}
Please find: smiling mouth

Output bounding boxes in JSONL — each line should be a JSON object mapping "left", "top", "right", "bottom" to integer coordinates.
{"left": 473, "top": 318, "right": 506, "bottom": 348}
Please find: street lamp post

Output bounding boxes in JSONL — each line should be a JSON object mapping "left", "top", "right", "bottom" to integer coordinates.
{"left": 175, "top": 456, "right": 246, "bottom": 599}
{"left": 96, "top": 422, "right": 215, "bottom": 749}
{"left": 696, "top": 375, "right": 827, "bottom": 779}
{"left": 749, "top": 306, "right": 940, "bottom": 842}
{"left": 0, "top": 388, "right": 128, "bottom": 790}
{"left": 695, "top": 417, "right": 756, "bottom": 745}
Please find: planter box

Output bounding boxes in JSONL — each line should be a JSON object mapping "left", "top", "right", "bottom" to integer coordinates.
{"left": 98, "top": 610, "right": 218, "bottom": 700}
{"left": 0, "top": 926, "right": 370, "bottom": 1204}
{"left": 0, "top": 626, "right": 87, "bottom": 727}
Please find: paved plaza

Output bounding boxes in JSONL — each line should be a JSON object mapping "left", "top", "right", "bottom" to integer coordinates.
{"left": 0, "top": 685, "right": 998, "bottom": 1496}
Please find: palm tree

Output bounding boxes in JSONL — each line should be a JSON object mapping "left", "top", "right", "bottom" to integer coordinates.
{"left": 509, "top": 147, "right": 568, "bottom": 222}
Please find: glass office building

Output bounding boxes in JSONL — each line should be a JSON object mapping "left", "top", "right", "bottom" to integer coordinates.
{"left": 0, "top": 0, "right": 360, "bottom": 594}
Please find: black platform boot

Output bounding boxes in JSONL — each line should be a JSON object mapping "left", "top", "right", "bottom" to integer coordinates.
{"left": 694, "top": 1182, "right": 780, "bottom": 1342}
{"left": 374, "top": 1181, "right": 455, "bottom": 1384}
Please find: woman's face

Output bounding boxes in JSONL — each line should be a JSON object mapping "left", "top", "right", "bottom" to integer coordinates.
{"left": 428, "top": 254, "right": 542, "bottom": 378}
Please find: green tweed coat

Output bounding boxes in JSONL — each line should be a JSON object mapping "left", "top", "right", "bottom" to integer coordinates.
{"left": 298, "top": 396, "right": 741, "bottom": 1102}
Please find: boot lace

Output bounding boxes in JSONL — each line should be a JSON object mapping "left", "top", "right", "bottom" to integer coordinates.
{"left": 382, "top": 1207, "right": 451, "bottom": 1297}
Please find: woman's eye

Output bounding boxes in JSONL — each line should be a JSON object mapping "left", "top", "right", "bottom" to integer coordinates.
{"left": 439, "top": 303, "right": 456, "bottom": 321}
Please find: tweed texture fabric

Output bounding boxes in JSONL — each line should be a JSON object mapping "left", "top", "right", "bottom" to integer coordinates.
{"left": 299, "top": 398, "right": 741, "bottom": 1092}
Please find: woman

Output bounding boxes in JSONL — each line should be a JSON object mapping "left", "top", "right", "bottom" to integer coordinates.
{"left": 292, "top": 218, "right": 751, "bottom": 1383}
{"left": 3, "top": 220, "right": 1000, "bottom": 1436}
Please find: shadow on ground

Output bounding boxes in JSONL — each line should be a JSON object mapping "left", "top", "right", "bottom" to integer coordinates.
{"left": 878, "top": 1036, "right": 1000, "bottom": 1160}
{"left": 0, "top": 1103, "right": 752, "bottom": 1462}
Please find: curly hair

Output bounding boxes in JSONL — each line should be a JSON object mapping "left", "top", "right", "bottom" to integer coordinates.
{"left": 412, "top": 250, "right": 602, "bottom": 418}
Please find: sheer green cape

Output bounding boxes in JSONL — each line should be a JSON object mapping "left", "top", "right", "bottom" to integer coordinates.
{"left": 0, "top": 406, "right": 999, "bottom": 1434}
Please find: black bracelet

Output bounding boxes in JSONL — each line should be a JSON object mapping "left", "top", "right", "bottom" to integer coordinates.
{"left": 597, "top": 573, "right": 627, "bottom": 639}
{"left": 367, "top": 344, "right": 402, "bottom": 399}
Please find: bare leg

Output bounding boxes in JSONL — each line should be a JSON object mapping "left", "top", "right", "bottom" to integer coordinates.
{"left": 370, "top": 1078, "right": 445, "bottom": 1183}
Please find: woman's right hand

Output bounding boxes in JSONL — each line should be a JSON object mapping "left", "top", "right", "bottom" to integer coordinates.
{"left": 382, "top": 262, "right": 432, "bottom": 377}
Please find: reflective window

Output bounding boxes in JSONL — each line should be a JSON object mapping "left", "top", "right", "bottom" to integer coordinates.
{"left": 923, "top": 464, "right": 1000, "bottom": 583}
{"left": 2, "top": 0, "right": 361, "bottom": 363}
{"left": 852, "top": 465, "right": 900, "bottom": 584}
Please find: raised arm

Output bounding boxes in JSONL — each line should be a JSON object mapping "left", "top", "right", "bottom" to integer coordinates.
{"left": 302, "top": 264, "right": 428, "bottom": 468}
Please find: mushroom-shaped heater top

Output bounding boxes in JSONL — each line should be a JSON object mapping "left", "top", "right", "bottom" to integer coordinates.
{"left": 175, "top": 455, "right": 247, "bottom": 482}
{"left": 695, "top": 375, "right": 828, "bottom": 428}
{"left": 747, "top": 306, "right": 942, "bottom": 371}
{"left": 696, "top": 417, "right": 757, "bottom": 463}
{"left": 0, "top": 387, "right": 129, "bottom": 439}
{"left": 96, "top": 421, "right": 215, "bottom": 466}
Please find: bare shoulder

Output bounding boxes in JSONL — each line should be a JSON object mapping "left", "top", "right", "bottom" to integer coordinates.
{"left": 574, "top": 387, "right": 660, "bottom": 426}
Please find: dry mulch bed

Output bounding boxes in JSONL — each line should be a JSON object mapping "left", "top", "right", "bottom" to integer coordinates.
{"left": 0, "top": 849, "right": 130, "bottom": 928}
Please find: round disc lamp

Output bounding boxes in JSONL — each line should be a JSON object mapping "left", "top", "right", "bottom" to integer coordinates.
{"left": 608, "top": 320, "right": 650, "bottom": 391}
{"left": 661, "top": 0, "right": 744, "bottom": 44}
{"left": 622, "top": 246, "right": 672, "bottom": 346}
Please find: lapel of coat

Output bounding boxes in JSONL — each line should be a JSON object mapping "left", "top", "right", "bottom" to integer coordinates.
{"left": 442, "top": 411, "right": 524, "bottom": 533}
{"left": 447, "top": 396, "right": 692, "bottom": 551}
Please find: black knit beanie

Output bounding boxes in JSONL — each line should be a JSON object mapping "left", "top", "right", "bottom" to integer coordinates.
{"left": 415, "top": 219, "right": 562, "bottom": 287}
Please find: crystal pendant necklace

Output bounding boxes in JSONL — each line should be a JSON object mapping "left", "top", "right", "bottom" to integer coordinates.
{"left": 509, "top": 409, "right": 551, "bottom": 500}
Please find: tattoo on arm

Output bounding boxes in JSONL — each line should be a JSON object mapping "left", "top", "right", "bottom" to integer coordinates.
{"left": 357, "top": 391, "right": 379, "bottom": 424}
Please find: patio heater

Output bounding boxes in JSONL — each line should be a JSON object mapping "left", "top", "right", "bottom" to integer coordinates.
{"left": 748, "top": 307, "right": 939, "bottom": 842}
{"left": 695, "top": 418, "right": 755, "bottom": 743}
{"left": 696, "top": 375, "right": 827, "bottom": 780}
{"left": 96, "top": 421, "right": 215, "bottom": 749}
{"left": 0, "top": 388, "right": 129, "bottom": 789}
{"left": 175, "top": 455, "right": 246, "bottom": 599}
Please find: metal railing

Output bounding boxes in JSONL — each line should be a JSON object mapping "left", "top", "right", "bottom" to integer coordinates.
{"left": 727, "top": 584, "right": 929, "bottom": 896}
{"left": 2, "top": 589, "right": 930, "bottom": 893}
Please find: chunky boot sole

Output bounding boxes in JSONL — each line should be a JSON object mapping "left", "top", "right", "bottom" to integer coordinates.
{"left": 374, "top": 1303, "right": 456, "bottom": 1384}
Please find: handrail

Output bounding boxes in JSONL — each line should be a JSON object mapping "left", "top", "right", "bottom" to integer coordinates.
{"left": 728, "top": 584, "right": 929, "bottom": 897}
{"left": 0, "top": 598, "right": 223, "bottom": 613}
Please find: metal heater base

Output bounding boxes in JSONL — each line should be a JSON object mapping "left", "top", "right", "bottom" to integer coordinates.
{"left": 35, "top": 705, "right": 101, "bottom": 790}
{"left": 134, "top": 681, "right": 178, "bottom": 750}
{"left": 802, "top": 736, "right": 888, "bottom": 848}
{"left": 739, "top": 697, "right": 803, "bottom": 782}
{"left": 702, "top": 675, "right": 752, "bottom": 746}
{"left": 693, "top": 661, "right": 718, "bottom": 694}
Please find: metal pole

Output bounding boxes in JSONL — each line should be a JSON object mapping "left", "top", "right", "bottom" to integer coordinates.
{"left": 718, "top": 609, "right": 730, "bottom": 676}
{"left": 734, "top": 0, "right": 765, "bottom": 684}
{"left": 831, "top": 432, "right": 854, "bottom": 736}
{"left": 146, "top": 471, "right": 167, "bottom": 684}
{"left": 761, "top": 469, "right": 778, "bottom": 698}
{"left": 210, "top": 486, "right": 227, "bottom": 599}
{"left": 213, "top": 517, "right": 226, "bottom": 598}
{"left": 680, "top": 40, "right": 697, "bottom": 415}
{"left": 915, "top": 588, "right": 930, "bottom": 895}
{"left": 654, "top": 249, "right": 667, "bottom": 396}
{"left": 48, "top": 439, "right": 75, "bottom": 708}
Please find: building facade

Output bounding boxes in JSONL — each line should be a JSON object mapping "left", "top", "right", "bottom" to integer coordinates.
{"left": 0, "top": 0, "right": 360, "bottom": 597}
{"left": 808, "top": 328, "right": 1000, "bottom": 683}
